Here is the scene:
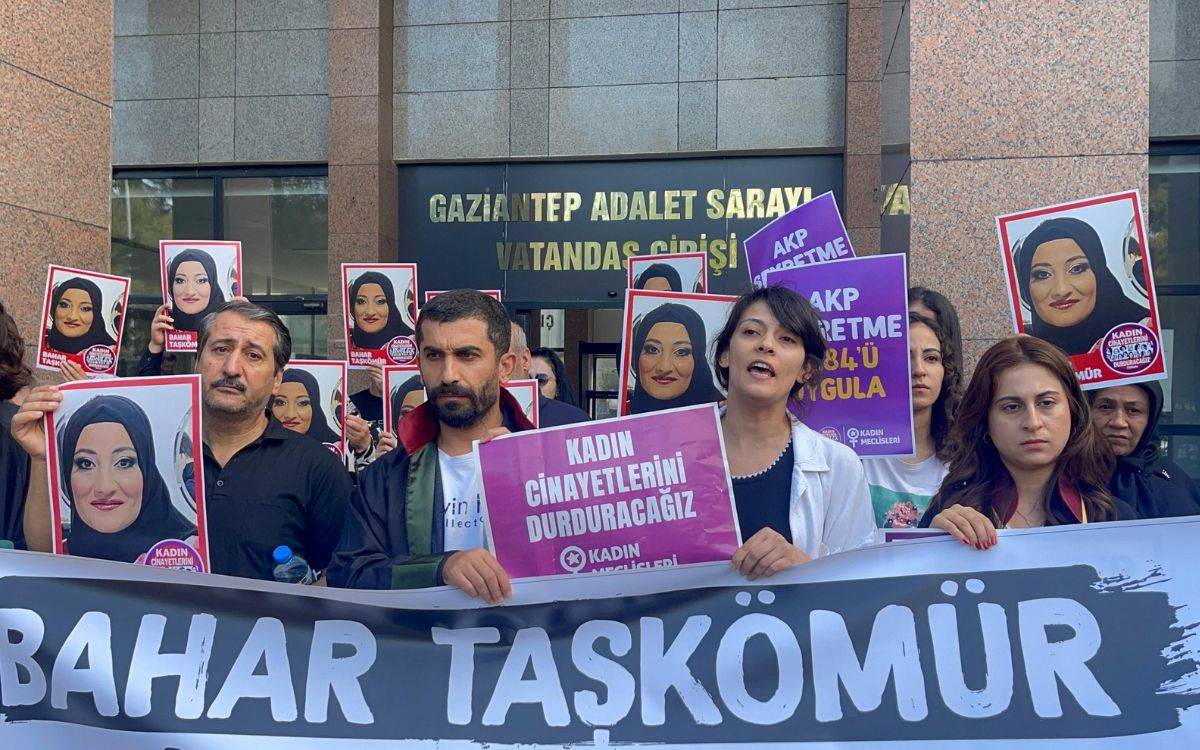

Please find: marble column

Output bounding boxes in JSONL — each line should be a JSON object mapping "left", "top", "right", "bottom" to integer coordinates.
{"left": 327, "top": 0, "right": 397, "bottom": 361}
{"left": 905, "top": 0, "right": 1149, "bottom": 366}
{"left": 845, "top": 0, "right": 883, "bottom": 255}
{"left": 0, "top": 2, "right": 114, "bottom": 367}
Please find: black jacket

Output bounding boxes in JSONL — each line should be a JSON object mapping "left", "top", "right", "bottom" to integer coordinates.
{"left": 0, "top": 402, "right": 29, "bottom": 549}
{"left": 1107, "top": 382, "right": 1200, "bottom": 519}
{"left": 538, "top": 394, "right": 589, "bottom": 427}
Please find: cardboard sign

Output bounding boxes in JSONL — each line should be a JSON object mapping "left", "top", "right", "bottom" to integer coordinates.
{"left": 627, "top": 252, "right": 708, "bottom": 293}
{"left": 342, "top": 263, "right": 420, "bottom": 369}
{"left": 477, "top": 403, "right": 740, "bottom": 578}
{"left": 275, "top": 360, "right": 348, "bottom": 457}
{"left": 44, "top": 375, "right": 208, "bottom": 572}
{"left": 764, "top": 254, "right": 915, "bottom": 458}
{"left": 37, "top": 265, "right": 130, "bottom": 377}
{"left": 996, "top": 190, "right": 1165, "bottom": 390}
{"left": 160, "top": 241, "right": 242, "bottom": 353}
{"left": 744, "top": 191, "right": 855, "bottom": 286}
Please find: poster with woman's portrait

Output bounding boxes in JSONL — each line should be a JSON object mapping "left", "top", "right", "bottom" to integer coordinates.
{"left": 618, "top": 289, "right": 737, "bottom": 416}
{"left": 343, "top": 263, "right": 419, "bottom": 369}
{"left": 997, "top": 190, "right": 1165, "bottom": 389}
{"left": 159, "top": 240, "right": 243, "bottom": 353}
{"left": 44, "top": 375, "right": 208, "bottom": 572}
{"left": 502, "top": 379, "right": 540, "bottom": 427}
{"left": 628, "top": 252, "right": 708, "bottom": 293}
{"left": 37, "top": 265, "right": 131, "bottom": 377}
{"left": 383, "top": 364, "right": 425, "bottom": 435}
{"left": 274, "top": 360, "right": 347, "bottom": 457}
{"left": 425, "top": 289, "right": 501, "bottom": 305}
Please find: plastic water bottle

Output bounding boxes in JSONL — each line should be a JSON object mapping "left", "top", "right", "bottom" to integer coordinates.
{"left": 272, "top": 545, "right": 316, "bottom": 584}
{"left": 0, "top": 540, "right": 14, "bottom": 550}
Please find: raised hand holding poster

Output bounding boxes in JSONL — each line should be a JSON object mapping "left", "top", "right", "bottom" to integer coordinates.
{"left": 744, "top": 191, "right": 855, "bottom": 287}
{"left": 763, "top": 254, "right": 915, "bottom": 458}
{"left": 342, "top": 263, "right": 419, "bottom": 368}
{"left": 477, "top": 403, "right": 740, "bottom": 578}
{"left": 160, "top": 240, "right": 242, "bottom": 353}
{"left": 37, "top": 265, "right": 130, "bottom": 377}
{"left": 996, "top": 190, "right": 1165, "bottom": 389}
{"left": 45, "top": 375, "right": 208, "bottom": 572}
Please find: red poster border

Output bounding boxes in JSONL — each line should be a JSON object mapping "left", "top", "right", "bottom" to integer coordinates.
{"left": 627, "top": 251, "right": 710, "bottom": 293}
{"left": 159, "top": 240, "right": 244, "bottom": 353}
{"left": 341, "top": 263, "right": 421, "bottom": 370}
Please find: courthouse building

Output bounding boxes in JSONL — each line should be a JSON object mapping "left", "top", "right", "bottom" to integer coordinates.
{"left": 1, "top": 1, "right": 1197, "bottom": 472}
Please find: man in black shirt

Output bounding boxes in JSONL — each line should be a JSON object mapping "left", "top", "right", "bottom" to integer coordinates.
{"left": 10, "top": 301, "right": 352, "bottom": 580}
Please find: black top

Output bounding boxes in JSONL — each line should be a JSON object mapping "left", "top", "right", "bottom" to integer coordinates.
{"left": 0, "top": 402, "right": 29, "bottom": 549}
{"left": 203, "top": 418, "right": 353, "bottom": 580}
{"left": 350, "top": 388, "right": 384, "bottom": 423}
{"left": 732, "top": 440, "right": 794, "bottom": 543}
{"left": 538, "top": 394, "right": 590, "bottom": 427}
{"left": 1108, "top": 382, "right": 1200, "bottom": 519}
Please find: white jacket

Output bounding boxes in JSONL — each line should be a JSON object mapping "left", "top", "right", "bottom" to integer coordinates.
{"left": 786, "top": 417, "right": 878, "bottom": 558}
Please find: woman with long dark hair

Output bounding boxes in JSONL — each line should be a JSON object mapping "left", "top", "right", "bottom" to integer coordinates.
{"left": 167, "top": 249, "right": 228, "bottom": 333}
{"left": 908, "top": 286, "right": 962, "bottom": 367}
{"left": 58, "top": 394, "right": 195, "bottom": 562}
{"left": 627, "top": 302, "right": 723, "bottom": 414}
{"left": 348, "top": 271, "right": 413, "bottom": 349}
{"left": 529, "top": 347, "right": 577, "bottom": 407}
{"left": 713, "top": 286, "right": 875, "bottom": 579}
{"left": 863, "top": 313, "right": 962, "bottom": 528}
{"left": 1014, "top": 217, "right": 1149, "bottom": 356}
{"left": 919, "top": 336, "right": 1133, "bottom": 545}
{"left": 45, "top": 277, "right": 117, "bottom": 356}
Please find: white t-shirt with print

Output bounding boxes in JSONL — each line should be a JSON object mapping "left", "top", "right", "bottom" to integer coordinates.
{"left": 438, "top": 448, "right": 485, "bottom": 551}
{"left": 863, "top": 454, "right": 949, "bottom": 529}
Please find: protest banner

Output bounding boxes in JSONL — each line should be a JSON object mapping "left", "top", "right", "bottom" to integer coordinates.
{"left": 618, "top": 289, "right": 737, "bottom": 417}
{"left": 763, "top": 254, "right": 914, "bottom": 458}
{"left": 996, "top": 190, "right": 1165, "bottom": 390}
{"left": 342, "top": 263, "right": 420, "bottom": 369}
{"left": 275, "top": 360, "right": 348, "bottom": 457}
{"left": 744, "top": 191, "right": 855, "bottom": 287}
{"left": 37, "top": 265, "right": 130, "bottom": 377}
{"left": 424, "top": 289, "right": 502, "bottom": 304}
{"left": 2, "top": 518, "right": 1199, "bottom": 746}
{"left": 477, "top": 403, "right": 739, "bottom": 578}
{"left": 503, "top": 379, "right": 540, "bottom": 428}
{"left": 383, "top": 364, "right": 424, "bottom": 434}
{"left": 43, "top": 375, "right": 208, "bottom": 572}
{"left": 628, "top": 252, "right": 708, "bottom": 293}
{"left": 160, "top": 241, "right": 242, "bottom": 353}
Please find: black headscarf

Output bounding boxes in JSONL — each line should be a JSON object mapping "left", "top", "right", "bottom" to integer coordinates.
{"left": 349, "top": 271, "right": 413, "bottom": 349}
{"left": 58, "top": 395, "right": 195, "bottom": 562}
{"left": 167, "top": 249, "right": 228, "bottom": 332}
{"left": 1015, "top": 217, "right": 1149, "bottom": 356}
{"left": 279, "top": 369, "right": 341, "bottom": 445}
{"left": 1104, "top": 381, "right": 1200, "bottom": 519}
{"left": 634, "top": 263, "right": 682, "bottom": 292}
{"left": 389, "top": 374, "right": 425, "bottom": 434}
{"left": 628, "top": 303, "right": 723, "bottom": 414}
{"left": 45, "top": 277, "right": 117, "bottom": 355}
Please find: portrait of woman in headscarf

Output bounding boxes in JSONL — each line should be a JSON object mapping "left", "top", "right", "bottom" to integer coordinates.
{"left": 634, "top": 263, "right": 683, "bottom": 293}
{"left": 1014, "top": 216, "right": 1150, "bottom": 356}
{"left": 349, "top": 271, "right": 414, "bottom": 350}
{"left": 273, "top": 368, "right": 343, "bottom": 451}
{"left": 44, "top": 277, "right": 117, "bottom": 356}
{"left": 626, "top": 302, "right": 724, "bottom": 415}
{"left": 389, "top": 374, "right": 426, "bottom": 434}
{"left": 167, "top": 248, "right": 228, "bottom": 333}
{"left": 58, "top": 394, "right": 196, "bottom": 563}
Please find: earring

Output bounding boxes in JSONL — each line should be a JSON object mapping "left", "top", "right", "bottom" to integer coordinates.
{"left": 983, "top": 433, "right": 993, "bottom": 445}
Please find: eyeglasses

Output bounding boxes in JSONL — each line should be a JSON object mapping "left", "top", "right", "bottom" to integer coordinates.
{"left": 534, "top": 373, "right": 551, "bottom": 384}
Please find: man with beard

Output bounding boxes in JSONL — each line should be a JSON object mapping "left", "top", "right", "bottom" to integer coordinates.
{"left": 11, "top": 301, "right": 353, "bottom": 580}
{"left": 327, "top": 290, "right": 535, "bottom": 601}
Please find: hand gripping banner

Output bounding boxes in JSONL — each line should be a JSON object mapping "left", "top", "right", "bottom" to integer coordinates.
{"left": 2, "top": 518, "right": 1200, "bottom": 747}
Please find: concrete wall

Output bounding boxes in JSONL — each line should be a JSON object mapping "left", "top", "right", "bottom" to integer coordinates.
{"left": 1, "top": 2, "right": 114, "bottom": 364}
{"left": 112, "top": 0, "right": 330, "bottom": 165}
{"left": 1151, "top": 0, "right": 1200, "bottom": 138}
{"left": 391, "top": 1, "right": 849, "bottom": 161}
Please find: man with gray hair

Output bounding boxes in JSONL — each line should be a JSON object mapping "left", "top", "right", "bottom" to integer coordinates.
{"left": 508, "top": 321, "right": 589, "bottom": 427}
{"left": 11, "top": 300, "right": 353, "bottom": 580}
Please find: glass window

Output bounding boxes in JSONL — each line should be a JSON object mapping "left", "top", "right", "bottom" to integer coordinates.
{"left": 223, "top": 176, "right": 329, "bottom": 295}
{"left": 1149, "top": 153, "right": 1200, "bottom": 285}
{"left": 111, "top": 178, "right": 215, "bottom": 297}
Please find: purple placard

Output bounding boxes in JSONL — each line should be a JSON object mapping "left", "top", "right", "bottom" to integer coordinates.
{"left": 744, "top": 191, "right": 856, "bottom": 287}
{"left": 476, "top": 403, "right": 741, "bottom": 580}
{"left": 763, "top": 254, "right": 915, "bottom": 458}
